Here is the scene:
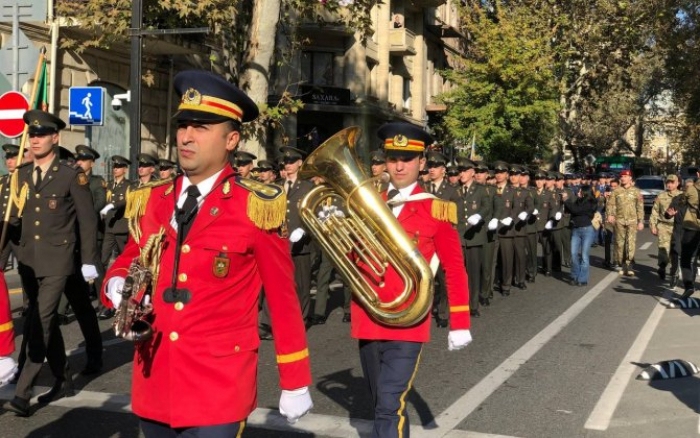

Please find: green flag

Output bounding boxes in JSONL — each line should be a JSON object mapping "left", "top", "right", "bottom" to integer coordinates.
{"left": 32, "top": 59, "right": 48, "bottom": 111}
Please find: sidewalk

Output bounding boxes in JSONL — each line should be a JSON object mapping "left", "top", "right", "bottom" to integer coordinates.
{"left": 591, "top": 290, "right": 700, "bottom": 437}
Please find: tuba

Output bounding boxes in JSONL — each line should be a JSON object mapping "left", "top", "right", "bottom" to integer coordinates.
{"left": 299, "top": 127, "right": 433, "bottom": 327}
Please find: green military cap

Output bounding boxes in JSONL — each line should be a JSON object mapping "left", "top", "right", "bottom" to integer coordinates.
{"left": 455, "top": 157, "right": 476, "bottom": 170}
{"left": 370, "top": 150, "right": 386, "bottom": 164}
{"left": 473, "top": 160, "right": 489, "bottom": 172}
{"left": 534, "top": 169, "right": 548, "bottom": 179}
{"left": 492, "top": 161, "right": 509, "bottom": 172}
{"left": 111, "top": 155, "right": 132, "bottom": 167}
{"left": 255, "top": 160, "right": 276, "bottom": 172}
{"left": 446, "top": 162, "right": 460, "bottom": 176}
{"left": 158, "top": 158, "right": 177, "bottom": 170}
{"left": 2, "top": 144, "right": 19, "bottom": 158}
{"left": 57, "top": 146, "right": 75, "bottom": 162}
{"left": 75, "top": 144, "right": 100, "bottom": 161}
{"left": 555, "top": 172, "right": 565, "bottom": 181}
{"left": 545, "top": 171, "right": 556, "bottom": 180}
{"left": 279, "top": 146, "right": 306, "bottom": 162}
{"left": 666, "top": 174, "right": 679, "bottom": 182}
{"left": 137, "top": 153, "right": 158, "bottom": 167}
{"left": 233, "top": 150, "right": 257, "bottom": 165}
{"left": 425, "top": 151, "right": 448, "bottom": 167}
{"left": 24, "top": 109, "right": 66, "bottom": 135}
{"left": 509, "top": 164, "right": 522, "bottom": 174}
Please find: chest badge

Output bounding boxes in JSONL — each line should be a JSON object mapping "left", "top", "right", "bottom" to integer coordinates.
{"left": 213, "top": 253, "right": 230, "bottom": 278}
{"left": 48, "top": 199, "right": 57, "bottom": 210}
{"left": 505, "top": 199, "right": 511, "bottom": 208}
{"left": 210, "top": 207, "right": 219, "bottom": 216}
{"left": 471, "top": 201, "right": 477, "bottom": 210}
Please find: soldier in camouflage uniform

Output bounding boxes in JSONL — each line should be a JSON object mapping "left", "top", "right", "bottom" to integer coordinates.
{"left": 606, "top": 169, "right": 644, "bottom": 276}
{"left": 649, "top": 174, "right": 682, "bottom": 281}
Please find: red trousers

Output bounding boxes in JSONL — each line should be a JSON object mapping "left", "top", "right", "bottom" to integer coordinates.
{"left": 0, "top": 272, "right": 14, "bottom": 356}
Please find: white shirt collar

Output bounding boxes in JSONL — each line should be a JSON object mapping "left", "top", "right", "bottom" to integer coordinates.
{"left": 388, "top": 181, "right": 418, "bottom": 200}
{"left": 177, "top": 168, "right": 224, "bottom": 208}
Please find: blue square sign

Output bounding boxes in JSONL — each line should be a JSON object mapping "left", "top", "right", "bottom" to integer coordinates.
{"left": 69, "top": 87, "right": 105, "bottom": 126}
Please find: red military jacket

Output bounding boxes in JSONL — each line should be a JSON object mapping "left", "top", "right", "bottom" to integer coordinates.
{"left": 103, "top": 166, "right": 311, "bottom": 427}
{"left": 350, "top": 184, "right": 471, "bottom": 342}
{"left": 0, "top": 272, "right": 13, "bottom": 356}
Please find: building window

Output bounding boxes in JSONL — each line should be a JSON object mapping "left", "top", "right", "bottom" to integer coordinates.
{"left": 403, "top": 77, "right": 411, "bottom": 109}
{"left": 301, "top": 52, "right": 334, "bottom": 86}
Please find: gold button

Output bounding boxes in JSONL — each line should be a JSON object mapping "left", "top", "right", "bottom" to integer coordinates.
{"left": 169, "top": 332, "right": 179, "bottom": 341}
{"left": 181, "top": 244, "right": 190, "bottom": 254}
{"left": 178, "top": 273, "right": 187, "bottom": 282}
{"left": 35, "top": 207, "right": 40, "bottom": 212}
{"left": 35, "top": 194, "right": 40, "bottom": 199}
{"left": 174, "top": 302, "right": 184, "bottom": 311}
{"left": 34, "top": 221, "right": 40, "bottom": 226}
{"left": 34, "top": 235, "right": 40, "bottom": 240}
{"left": 222, "top": 246, "right": 228, "bottom": 251}
{"left": 234, "top": 345, "right": 240, "bottom": 352}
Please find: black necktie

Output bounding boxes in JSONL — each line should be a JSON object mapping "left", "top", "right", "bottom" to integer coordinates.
{"left": 35, "top": 167, "right": 42, "bottom": 189}
{"left": 178, "top": 185, "right": 201, "bottom": 239}
{"left": 387, "top": 189, "right": 400, "bottom": 202}
{"left": 286, "top": 180, "right": 293, "bottom": 194}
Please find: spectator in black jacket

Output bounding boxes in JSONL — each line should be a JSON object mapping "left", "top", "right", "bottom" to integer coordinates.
{"left": 565, "top": 185, "right": 599, "bottom": 286}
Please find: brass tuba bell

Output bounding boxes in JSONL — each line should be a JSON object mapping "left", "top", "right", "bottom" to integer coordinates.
{"left": 299, "top": 127, "right": 433, "bottom": 327}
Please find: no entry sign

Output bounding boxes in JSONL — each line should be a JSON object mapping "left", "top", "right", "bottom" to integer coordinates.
{"left": 0, "top": 91, "right": 30, "bottom": 138}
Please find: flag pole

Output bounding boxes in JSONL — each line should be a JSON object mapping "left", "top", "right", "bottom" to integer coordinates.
{"left": 0, "top": 46, "right": 47, "bottom": 249}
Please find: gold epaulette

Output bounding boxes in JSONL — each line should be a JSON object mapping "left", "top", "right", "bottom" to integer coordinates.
{"left": 125, "top": 178, "right": 174, "bottom": 242}
{"left": 234, "top": 177, "right": 286, "bottom": 230}
{"left": 431, "top": 198, "right": 458, "bottom": 224}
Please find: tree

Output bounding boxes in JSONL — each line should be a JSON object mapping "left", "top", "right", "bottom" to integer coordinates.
{"left": 438, "top": 3, "right": 559, "bottom": 164}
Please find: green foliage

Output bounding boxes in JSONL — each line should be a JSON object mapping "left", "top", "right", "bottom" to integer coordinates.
{"left": 438, "top": 4, "right": 559, "bottom": 164}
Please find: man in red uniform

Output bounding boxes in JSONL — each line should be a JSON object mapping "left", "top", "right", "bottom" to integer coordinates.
{"left": 0, "top": 272, "right": 17, "bottom": 386}
{"left": 351, "top": 122, "right": 472, "bottom": 438}
{"left": 102, "top": 70, "right": 313, "bottom": 436}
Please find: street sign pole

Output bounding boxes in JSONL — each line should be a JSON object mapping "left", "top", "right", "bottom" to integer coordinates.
{"left": 129, "top": 0, "right": 143, "bottom": 180}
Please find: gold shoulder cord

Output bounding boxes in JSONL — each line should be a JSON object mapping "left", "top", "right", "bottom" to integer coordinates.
{"left": 9, "top": 173, "right": 28, "bottom": 217}
{"left": 124, "top": 179, "right": 173, "bottom": 243}
{"left": 431, "top": 199, "right": 458, "bottom": 225}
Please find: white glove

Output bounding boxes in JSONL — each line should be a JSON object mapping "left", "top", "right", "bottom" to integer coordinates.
{"left": 289, "top": 228, "right": 305, "bottom": 243}
{"left": 532, "top": 209, "right": 539, "bottom": 216}
{"left": 448, "top": 329, "right": 473, "bottom": 351}
{"left": 555, "top": 211, "right": 562, "bottom": 221}
{"left": 279, "top": 387, "right": 313, "bottom": 423}
{"left": 107, "top": 277, "right": 125, "bottom": 307}
{"left": 518, "top": 211, "right": 528, "bottom": 221}
{"left": 467, "top": 214, "right": 482, "bottom": 226}
{"left": 81, "top": 264, "right": 99, "bottom": 282}
{"left": 100, "top": 203, "right": 115, "bottom": 217}
{"left": 545, "top": 221, "right": 553, "bottom": 230}
{"left": 318, "top": 205, "right": 345, "bottom": 222}
{"left": 500, "top": 217, "right": 513, "bottom": 227}
{"left": 0, "top": 356, "right": 18, "bottom": 387}
{"left": 488, "top": 218, "right": 498, "bottom": 230}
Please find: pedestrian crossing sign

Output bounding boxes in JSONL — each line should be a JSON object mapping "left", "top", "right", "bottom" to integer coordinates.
{"left": 69, "top": 87, "right": 105, "bottom": 126}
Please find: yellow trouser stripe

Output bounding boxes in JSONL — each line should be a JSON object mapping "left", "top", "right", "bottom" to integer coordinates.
{"left": 397, "top": 347, "right": 423, "bottom": 438}
{"left": 237, "top": 420, "right": 246, "bottom": 438}
{"left": 276, "top": 348, "right": 309, "bottom": 364}
{"left": 450, "top": 305, "right": 470, "bottom": 313}
{"left": 0, "top": 321, "right": 13, "bottom": 333}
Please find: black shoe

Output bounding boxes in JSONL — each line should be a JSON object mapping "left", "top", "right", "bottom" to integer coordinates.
{"left": 436, "top": 317, "right": 448, "bottom": 328}
{"left": 658, "top": 267, "right": 666, "bottom": 280}
{"left": 470, "top": 309, "right": 480, "bottom": 318}
{"left": 681, "top": 289, "right": 695, "bottom": 300}
{"left": 342, "top": 313, "right": 351, "bottom": 323}
{"left": 98, "top": 308, "right": 115, "bottom": 320}
{"left": 81, "top": 358, "right": 103, "bottom": 376}
{"left": 309, "top": 314, "right": 327, "bottom": 326}
{"left": 502, "top": 290, "right": 510, "bottom": 297}
{"left": 58, "top": 314, "right": 72, "bottom": 326}
{"left": 4, "top": 397, "right": 30, "bottom": 417}
{"left": 526, "top": 276, "right": 535, "bottom": 283}
{"left": 37, "top": 377, "right": 75, "bottom": 404}
{"left": 483, "top": 298, "right": 491, "bottom": 307}
{"left": 516, "top": 282, "right": 527, "bottom": 290}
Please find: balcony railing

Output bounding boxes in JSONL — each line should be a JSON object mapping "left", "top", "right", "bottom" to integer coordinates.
{"left": 389, "top": 28, "right": 417, "bottom": 56}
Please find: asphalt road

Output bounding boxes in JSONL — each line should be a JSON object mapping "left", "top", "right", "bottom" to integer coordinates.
{"left": 0, "top": 229, "right": 689, "bottom": 437}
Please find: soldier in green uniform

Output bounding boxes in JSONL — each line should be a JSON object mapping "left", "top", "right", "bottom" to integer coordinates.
{"left": 532, "top": 171, "right": 553, "bottom": 276}
{"left": 606, "top": 169, "right": 644, "bottom": 276}
{"left": 4, "top": 110, "right": 100, "bottom": 416}
{"left": 649, "top": 174, "right": 682, "bottom": 281}
{"left": 521, "top": 169, "right": 539, "bottom": 283}
{"left": 0, "top": 144, "right": 21, "bottom": 270}
{"left": 559, "top": 175, "right": 574, "bottom": 268}
{"left": 158, "top": 158, "right": 177, "bottom": 180}
{"left": 550, "top": 173, "right": 567, "bottom": 272}
{"left": 135, "top": 153, "right": 159, "bottom": 186}
{"left": 233, "top": 150, "right": 256, "bottom": 178}
{"left": 256, "top": 160, "right": 277, "bottom": 184}
{"left": 447, "top": 162, "right": 460, "bottom": 187}
{"left": 455, "top": 158, "right": 491, "bottom": 316}
{"left": 369, "top": 150, "right": 388, "bottom": 193}
{"left": 425, "top": 151, "right": 460, "bottom": 326}
{"left": 490, "top": 161, "right": 517, "bottom": 296}
{"left": 508, "top": 165, "right": 534, "bottom": 290}
{"left": 474, "top": 161, "right": 497, "bottom": 304}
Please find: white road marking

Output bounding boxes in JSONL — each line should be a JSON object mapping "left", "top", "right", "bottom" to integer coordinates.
{"left": 640, "top": 242, "right": 653, "bottom": 250}
{"left": 417, "top": 271, "right": 620, "bottom": 438}
{"left": 584, "top": 291, "right": 668, "bottom": 431}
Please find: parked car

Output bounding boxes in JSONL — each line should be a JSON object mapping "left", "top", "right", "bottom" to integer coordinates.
{"left": 635, "top": 176, "right": 665, "bottom": 214}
